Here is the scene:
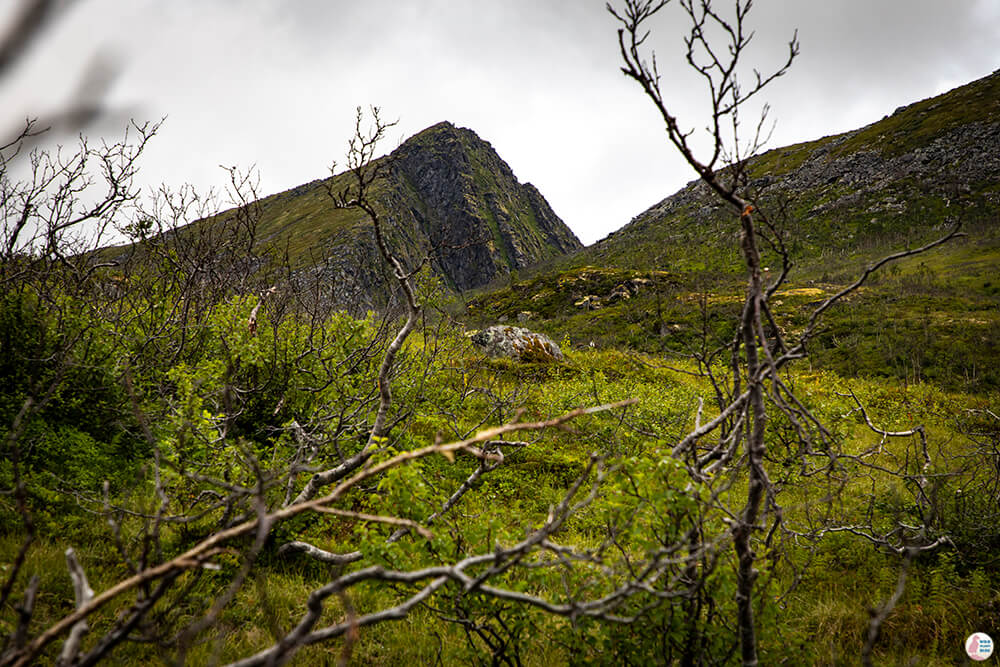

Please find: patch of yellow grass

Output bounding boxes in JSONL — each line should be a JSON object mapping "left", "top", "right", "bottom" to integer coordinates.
{"left": 778, "top": 287, "right": 826, "bottom": 297}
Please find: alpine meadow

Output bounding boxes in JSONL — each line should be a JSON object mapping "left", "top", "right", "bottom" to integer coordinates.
{"left": 3, "top": 1, "right": 1000, "bottom": 665}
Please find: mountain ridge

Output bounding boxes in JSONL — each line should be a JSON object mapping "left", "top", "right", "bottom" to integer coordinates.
{"left": 156, "top": 120, "right": 583, "bottom": 310}
{"left": 582, "top": 68, "right": 1000, "bottom": 274}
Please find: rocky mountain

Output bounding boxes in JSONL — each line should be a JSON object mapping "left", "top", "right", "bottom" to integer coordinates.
{"left": 581, "top": 68, "right": 1000, "bottom": 276}
{"left": 233, "top": 121, "right": 581, "bottom": 308}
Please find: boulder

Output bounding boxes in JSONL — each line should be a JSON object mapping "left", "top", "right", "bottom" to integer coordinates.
{"left": 470, "top": 325, "right": 564, "bottom": 362}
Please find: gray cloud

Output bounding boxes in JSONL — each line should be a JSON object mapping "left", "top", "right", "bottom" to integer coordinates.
{"left": 2, "top": 0, "right": 997, "bottom": 244}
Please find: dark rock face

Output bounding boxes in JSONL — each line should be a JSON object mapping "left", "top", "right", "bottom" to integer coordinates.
{"left": 388, "top": 122, "right": 582, "bottom": 292}
{"left": 298, "top": 229, "right": 390, "bottom": 314}
{"left": 470, "top": 325, "right": 564, "bottom": 362}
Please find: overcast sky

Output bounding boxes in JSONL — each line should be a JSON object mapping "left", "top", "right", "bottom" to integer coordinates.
{"left": 3, "top": 0, "right": 999, "bottom": 244}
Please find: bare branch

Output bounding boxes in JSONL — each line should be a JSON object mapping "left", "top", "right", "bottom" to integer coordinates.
{"left": 56, "top": 548, "right": 94, "bottom": 666}
{"left": 277, "top": 542, "right": 363, "bottom": 565}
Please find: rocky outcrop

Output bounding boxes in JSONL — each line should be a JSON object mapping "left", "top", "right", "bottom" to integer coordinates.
{"left": 388, "top": 122, "right": 582, "bottom": 292}
{"left": 756, "top": 121, "right": 1000, "bottom": 209}
{"left": 470, "top": 326, "right": 564, "bottom": 363}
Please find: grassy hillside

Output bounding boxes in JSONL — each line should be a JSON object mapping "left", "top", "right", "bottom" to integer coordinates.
{"left": 584, "top": 69, "right": 1000, "bottom": 273}
{"left": 467, "top": 70, "right": 1000, "bottom": 392}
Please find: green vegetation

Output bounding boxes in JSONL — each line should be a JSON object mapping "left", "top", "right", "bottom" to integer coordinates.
{"left": 467, "top": 230, "right": 1000, "bottom": 393}
{"left": 2, "top": 286, "right": 997, "bottom": 663}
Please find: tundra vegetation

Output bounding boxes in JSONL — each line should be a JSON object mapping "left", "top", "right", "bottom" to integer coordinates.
{"left": 2, "top": 1, "right": 999, "bottom": 665}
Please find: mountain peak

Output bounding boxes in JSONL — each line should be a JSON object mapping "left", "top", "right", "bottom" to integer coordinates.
{"left": 415, "top": 120, "right": 457, "bottom": 134}
{"left": 204, "top": 122, "right": 582, "bottom": 309}
{"left": 386, "top": 122, "right": 582, "bottom": 292}
{"left": 402, "top": 121, "right": 466, "bottom": 146}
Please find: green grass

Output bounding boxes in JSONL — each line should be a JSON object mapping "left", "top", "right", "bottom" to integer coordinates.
{"left": 5, "top": 331, "right": 998, "bottom": 663}
{"left": 467, "top": 229, "right": 1000, "bottom": 393}
{"left": 7, "top": 366, "right": 1000, "bottom": 665}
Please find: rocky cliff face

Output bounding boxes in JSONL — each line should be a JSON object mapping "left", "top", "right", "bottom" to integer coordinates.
{"left": 247, "top": 121, "right": 582, "bottom": 309}
{"left": 388, "top": 122, "right": 581, "bottom": 291}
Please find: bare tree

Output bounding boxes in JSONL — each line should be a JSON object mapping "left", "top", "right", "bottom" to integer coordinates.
{"left": 287, "top": 107, "right": 420, "bottom": 507}
{"left": 609, "top": 0, "right": 962, "bottom": 663}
